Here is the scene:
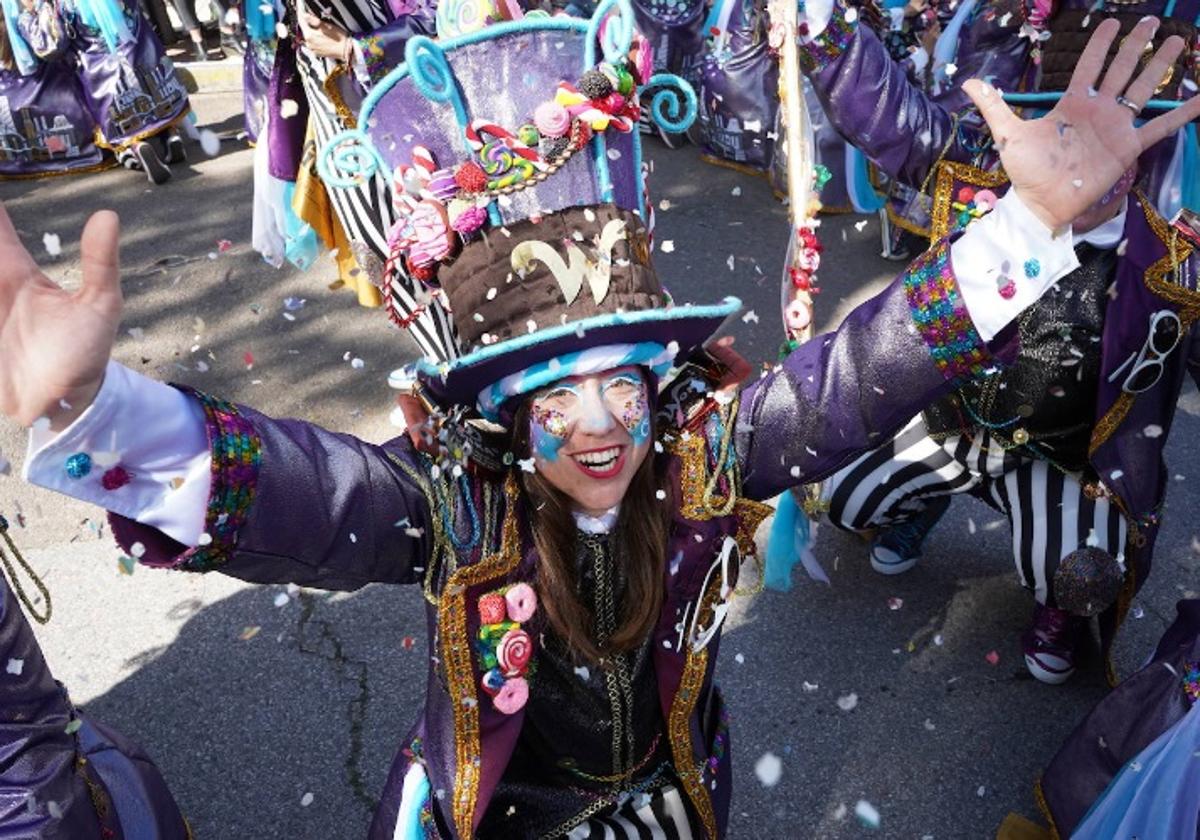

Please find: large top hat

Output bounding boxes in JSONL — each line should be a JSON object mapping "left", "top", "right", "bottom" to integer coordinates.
{"left": 320, "top": 0, "right": 740, "bottom": 419}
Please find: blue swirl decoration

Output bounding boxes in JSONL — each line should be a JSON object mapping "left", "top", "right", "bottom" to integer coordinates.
{"left": 318, "top": 128, "right": 388, "bottom": 190}
{"left": 644, "top": 73, "right": 697, "bottom": 134}
{"left": 404, "top": 35, "right": 469, "bottom": 128}
{"left": 584, "top": 0, "right": 635, "bottom": 67}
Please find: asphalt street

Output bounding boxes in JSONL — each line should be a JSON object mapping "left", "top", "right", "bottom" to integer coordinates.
{"left": 1, "top": 86, "right": 1198, "bottom": 839}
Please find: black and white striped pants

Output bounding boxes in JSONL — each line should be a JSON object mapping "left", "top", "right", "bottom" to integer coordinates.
{"left": 822, "top": 414, "right": 1127, "bottom": 606}
{"left": 564, "top": 784, "right": 693, "bottom": 839}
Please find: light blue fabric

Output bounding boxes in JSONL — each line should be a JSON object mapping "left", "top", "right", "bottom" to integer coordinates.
{"left": 281, "top": 182, "right": 320, "bottom": 271}
{"left": 931, "top": 0, "right": 976, "bottom": 90}
{"left": 1071, "top": 700, "right": 1200, "bottom": 839}
{"left": 1183, "top": 124, "right": 1199, "bottom": 213}
{"left": 74, "top": 0, "right": 132, "bottom": 52}
{"left": 398, "top": 771, "right": 431, "bottom": 840}
{"left": 846, "top": 145, "right": 885, "bottom": 213}
{"left": 2, "top": 0, "right": 37, "bottom": 75}
{"left": 244, "top": 0, "right": 277, "bottom": 42}
{"left": 764, "top": 491, "right": 828, "bottom": 590}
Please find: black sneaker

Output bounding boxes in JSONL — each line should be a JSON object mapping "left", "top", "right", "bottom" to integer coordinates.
{"left": 189, "top": 40, "right": 211, "bottom": 62}
{"left": 869, "top": 495, "right": 951, "bottom": 575}
{"left": 134, "top": 141, "right": 171, "bottom": 185}
{"left": 164, "top": 133, "right": 186, "bottom": 164}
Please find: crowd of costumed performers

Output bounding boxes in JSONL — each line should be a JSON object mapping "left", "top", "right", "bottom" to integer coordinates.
{"left": 1, "top": 0, "right": 1199, "bottom": 832}
{"left": 0, "top": 0, "right": 191, "bottom": 181}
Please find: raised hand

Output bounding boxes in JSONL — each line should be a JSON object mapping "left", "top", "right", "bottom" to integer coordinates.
{"left": 0, "top": 204, "right": 122, "bottom": 430}
{"left": 963, "top": 17, "right": 1200, "bottom": 233}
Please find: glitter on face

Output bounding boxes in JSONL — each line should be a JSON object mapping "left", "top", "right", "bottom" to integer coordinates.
{"left": 530, "top": 405, "right": 569, "bottom": 461}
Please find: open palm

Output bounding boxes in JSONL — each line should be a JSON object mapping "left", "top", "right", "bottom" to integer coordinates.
{"left": 0, "top": 206, "right": 122, "bottom": 429}
{"left": 964, "top": 17, "right": 1200, "bottom": 232}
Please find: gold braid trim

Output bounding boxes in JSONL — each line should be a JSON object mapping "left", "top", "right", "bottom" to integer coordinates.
{"left": 1089, "top": 194, "right": 1197, "bottom": 455}
{"left": 1033, "top": 776, "right": 1063, "bottom": 840}
{"left": 324, "top": 64, "right": 358, "bottom": 129}
{"left": 667, "top": 565, "right": 724, "bottom": 839}
{"left": 733, "top": 498, "right": 773, "bottom": 558}
{"left": 886, "top": 202, "right": 932, "bottom": 239}
{"left": 669, "top": 401, "right": 742, "bottom": 521}
{"left": 92, "top": 109, "right": 192, "bottom": 153}
{"left": 0, "top": 157, "right": 118, "bottom": 181}
{"left": 929, "top": 160, "right": 1010, "bottom": 241}
{"left": 439, "top": 473, "right": 522, "bottom": 837}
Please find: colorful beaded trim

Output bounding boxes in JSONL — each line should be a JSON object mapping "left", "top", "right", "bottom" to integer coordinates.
{"left": 171, "top": 387, "right": 262, "bottom": 572}
{"left": 797, "top": 0, "right": 857, "bottom": 73}
{"left": 1185, "top": 660, "right": 1200, "bottom": 704}
{"left": 904, "top": 239, "right": 993, "bottom": 386}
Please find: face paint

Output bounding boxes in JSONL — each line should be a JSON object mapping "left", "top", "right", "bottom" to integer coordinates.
{"left": 530, "top": 404, "right": 570, "bottom": 461}
{"left": 604, "top": 373, "right": 650, "bottom": 445}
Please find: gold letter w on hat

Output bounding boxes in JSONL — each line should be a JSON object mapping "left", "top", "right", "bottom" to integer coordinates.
{"left": 511, "top": 219, "right": 627, "bottom": 306}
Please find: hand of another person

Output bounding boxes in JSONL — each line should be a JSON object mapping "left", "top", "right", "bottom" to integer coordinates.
{"left": 963, "top": 17, "right": 1200, "bottom": 233}
{"left": 0, "top": 205, "right": 122, "bottom": 430}
{"left": 299, "top": 11, "right": 352, "bottom": 61}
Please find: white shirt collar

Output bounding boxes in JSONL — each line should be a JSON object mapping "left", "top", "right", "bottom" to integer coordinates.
{"left": 1074, "top": 201, "right": 1128, "bottom": 250}
{"left": 573, "top": 505, "right": 620, "bottom": 534}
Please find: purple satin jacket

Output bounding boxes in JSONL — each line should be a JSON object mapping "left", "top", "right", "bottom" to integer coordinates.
{"left": 97, "top": 243, "right": 1016, "bottom": 837}
{"left": 801, "top": 0, "right": 1200, "bottom": 680}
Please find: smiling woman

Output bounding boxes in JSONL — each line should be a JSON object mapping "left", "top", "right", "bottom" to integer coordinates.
{"left": 1, "top": 3, "right": 1197, "bottom": 838}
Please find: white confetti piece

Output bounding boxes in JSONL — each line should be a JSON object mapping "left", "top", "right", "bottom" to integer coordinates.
{"left": 1143, "top": 424, "right": 1163, "bottom": 438}
{"left": 887, "top": 597, "right": 903, "bottom": 610}
{"left": 198, "top": 129, "right": 220, "bottom": 157}
{"left": 977, "top": 785, "right": 986, "bottom": 797}
{"left": 274, "top": 592, "right": 289, "bottom": 607}
{"left": 742, "top": 310, "right": 759, "bottom": 323}
{"left": 349, "top": 532, "right": 358, "bottom": 543}
{"left": 350, "top": 357, "right": 365, "bottom": 369}
{"left": 280, "top": 99, "right": 299, "bottom": 119}
{"left": 6, "top": 658, "right": 24, "bottom": 675}
{"left": 731, "top": 186, "right": 742, "bottom": 196}
{"left": 923, "top": 718, "right": 936, "bottom": 730}
{"left": 574, "top": 665, "right": 590, "bottom": 681}
{"left": 660, "top": 240, "right": 675, "bottom": 253}
{"left": 836, "top": 692, "right": 858, "bottom": 711}
{"left": 655, "top": 489, "right": 667, "bottom": 500}
{"left": 854, "top": 800, "right": 880, "bottom": 829}
{"left": 734, "top": 653, "right": 744, "bottom": 664}
{"left": 802, "top": 681, "right": 819, "bottom": 692}
{"left": 300, "top": 792, "right": 314, "bottom": 807}
{"left": 42, "top": 232, "right": 61, "bottom": 257}
{"left": 129, "top": 542, "right": 146, "bottom": 558}
{"left": 754, "top": 752, "right": 783, "bottom": 787}
{"left": 518, "top": 458, "right": 536, "bottom": 473}
{"left": 197, "top": 533, "right": 213, "bottom": 546}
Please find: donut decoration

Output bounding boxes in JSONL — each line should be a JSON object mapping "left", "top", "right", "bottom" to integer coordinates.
{"left": 475, "top": 582, "right": 539, "bottom": 713}
{"left": 381, "top": 48, "right": 655, "bottom": 290}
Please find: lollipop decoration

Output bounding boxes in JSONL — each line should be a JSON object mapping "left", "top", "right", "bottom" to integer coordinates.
{"left": 379, "top": 45, "right": 655, "bottom": 290}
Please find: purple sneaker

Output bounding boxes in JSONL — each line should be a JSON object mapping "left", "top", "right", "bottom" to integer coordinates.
{"left": 1023, "top": 603, "right": 1085, "bottom": 685}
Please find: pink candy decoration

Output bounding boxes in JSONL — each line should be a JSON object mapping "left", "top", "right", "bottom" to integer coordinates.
{"left": 973, "top": 189, "right": 998, "bottom": 212}
{"left": 784, "top": 298, "right": 812, "bottom": 332}
{"left": 630, "top": 34, "right": 653, "bottom": 84}
{"left": 427, "top": 168, "right": 459, "bottom": 202}
{"left": 998, "top": 279, "right": 1017, "bottom": 299}
{"left": 504, "top": 583, "right": 537, "bottom": 622}
{"left": 407, "top": 201, "right": 454, "bottom": 267}
{"left": 451, "top": 204, "right": 487, "bottom": 235}
{"left": 497, "top": 628, "right": 533, "bottom": 676}
{"left": 493, "top": 676, "right": 529, "bottom": 714}
{"left": 533, "top": 101, "right": 571, "bottom": 138}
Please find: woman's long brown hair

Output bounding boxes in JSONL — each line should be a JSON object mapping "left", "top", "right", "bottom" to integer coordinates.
{"left": 0, "top": 8, "right": 15, "bottom": 73}
{"left": 511, "top": 396, "right": 672, "bottom": 665}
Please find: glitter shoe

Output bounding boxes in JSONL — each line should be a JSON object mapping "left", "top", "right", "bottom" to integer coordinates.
{"left": 1023, "top": 602, "right": 1086, "bottom": 685}
{"left": 869, "top": 495, "right": 951, "bottom": 575}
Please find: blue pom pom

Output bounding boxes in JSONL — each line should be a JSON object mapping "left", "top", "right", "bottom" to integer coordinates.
{"left": 1024, "top": 258, "right": 1041, "bottom": 279}
{"left": 65, "top": 452, "right": 92, "bottom": 479}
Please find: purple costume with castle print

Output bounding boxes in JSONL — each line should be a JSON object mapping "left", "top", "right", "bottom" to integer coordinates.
{"left": 0, "top": 60, "right": 104, "bottom": 177}
{"left": 50, "top": 0, "right": 189, "bottom": 150}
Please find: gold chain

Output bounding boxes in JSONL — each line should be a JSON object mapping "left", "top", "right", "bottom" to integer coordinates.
{"left": 0, "top": 519, "right": 52, "bottom": 624}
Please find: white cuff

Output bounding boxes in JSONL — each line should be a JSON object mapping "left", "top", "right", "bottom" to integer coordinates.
{"left": 800, "top": 0, "right": 835, "bottom": 41}
{"left": 952, "top": 189, "right": 1079, "bottom": 342}
{"left": 23, "top": 361, "right": 211, "bottom": 547}
{"left": 349, "top": 39, "right": 370, "bottom": 86}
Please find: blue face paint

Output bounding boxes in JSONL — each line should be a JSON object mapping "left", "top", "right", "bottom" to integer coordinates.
{"left": 531, "top": 416, "right": 567, "bottom": 461}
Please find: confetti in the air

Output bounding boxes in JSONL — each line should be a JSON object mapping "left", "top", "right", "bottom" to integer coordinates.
{"left": 280, "top": 99, "right": 300, "bottom": 119}
{"left": 42, "top": 232, "right": 61, "bottom": 258}
{"left": 6, "top": 658, "right": 24, "bottom": 675}
{"left": 660, "top": 240, "right": 675, "bottom": 253}
{"left": 754, "top": 752, "right": 783, "bottom": 787}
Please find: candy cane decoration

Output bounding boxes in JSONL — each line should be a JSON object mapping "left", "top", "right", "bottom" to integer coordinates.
{"left": 465, "top": 120, "right": 548, "bottom": 169}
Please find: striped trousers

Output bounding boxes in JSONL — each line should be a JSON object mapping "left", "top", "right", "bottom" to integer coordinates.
{"left": 565, "top": 784, "right": 693, "bottom": 839}
{"left": 822, "top": 414, "right": 1127, "bottom": 606}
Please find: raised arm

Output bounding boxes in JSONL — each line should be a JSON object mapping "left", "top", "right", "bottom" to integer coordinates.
{"left": 797, "top": 0, "right": 1000, "bottom": 186}
{"left": 743, "top": 16, "right": 1200, "bottom": 498}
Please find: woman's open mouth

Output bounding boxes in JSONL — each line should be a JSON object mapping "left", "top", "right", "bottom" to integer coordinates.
{"left": 570, "top": 445, "right": 626, "bottom": 478}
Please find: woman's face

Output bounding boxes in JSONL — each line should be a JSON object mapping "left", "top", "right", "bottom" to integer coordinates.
{"left": 527, "top": 366, "right": 652, "bottom": 516}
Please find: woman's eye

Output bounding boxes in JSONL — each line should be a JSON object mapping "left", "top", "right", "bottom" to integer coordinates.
{"left": 603, "top": 377, "right": 643, "bottom": 396}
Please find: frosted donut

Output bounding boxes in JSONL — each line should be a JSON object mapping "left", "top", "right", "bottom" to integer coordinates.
{"left": 504, "top": 583, "right": 538, "bottom": 622}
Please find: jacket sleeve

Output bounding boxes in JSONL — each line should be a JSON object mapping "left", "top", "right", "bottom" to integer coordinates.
{"left": 736, "top": 188, "right": 1080, "bottom": 501}
{"left": 349, "top": 9, "right": 436, "bottom": 86}
{"left": 798, "top": 0, "right": 991, "bottom": 188}
{"left": 106, "top": 391, "right": 437, "bottom": 591}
